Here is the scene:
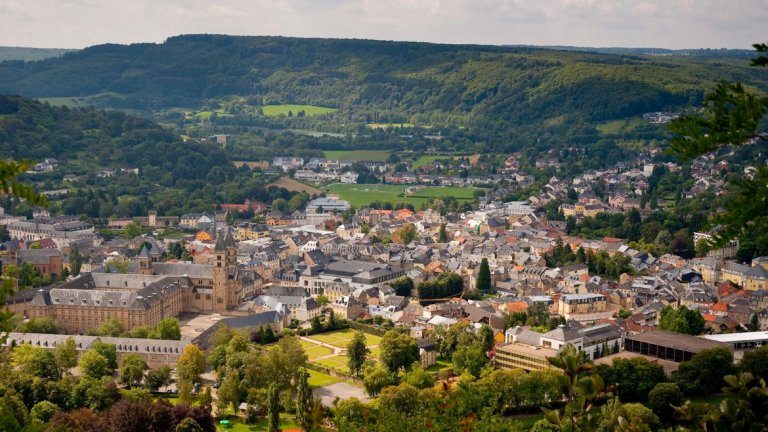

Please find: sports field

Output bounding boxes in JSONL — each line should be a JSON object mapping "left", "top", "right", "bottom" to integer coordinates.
{"left": 324, "top": 183, "right": 478, "bottom": 208}
{"left": 322, "top": 150, "right": 391, "bottom": 161}
{"left": 262, "top": 104, "right": 337, "bottom": 117}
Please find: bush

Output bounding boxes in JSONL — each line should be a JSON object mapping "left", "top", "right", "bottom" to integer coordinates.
{"left": 648, "top": 382, "right": 684, "bottom": 423}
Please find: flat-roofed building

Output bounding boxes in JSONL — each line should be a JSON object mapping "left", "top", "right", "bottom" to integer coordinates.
{"left": 494, "top": 342, "right": 557, "bottom": 372}
{"left": 703, "top": 331, "right": 768, "bottom": 360}
{"left": 624, "top": 330, "right": 731, "bottom": 363}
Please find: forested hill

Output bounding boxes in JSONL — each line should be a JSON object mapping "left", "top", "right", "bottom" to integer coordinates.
{"left": 1, "top": 35, "right": 767, "bottom": 137}
{"left": 0, "top": 46, "right": 75, "bottom": 62}
{"left": 0, "top": 95, "right": 230, "bottom": 185}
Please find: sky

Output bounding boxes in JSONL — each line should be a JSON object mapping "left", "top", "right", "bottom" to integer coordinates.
{"left": 0, "top": 0, "right": 765, "bottom": 49}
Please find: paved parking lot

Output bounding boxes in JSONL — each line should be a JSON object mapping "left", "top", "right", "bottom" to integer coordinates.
{"left": 178, "top": 313, "right": 224, "bottom": 340}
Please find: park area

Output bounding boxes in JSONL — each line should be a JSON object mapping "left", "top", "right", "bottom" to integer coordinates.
{"left": 301, "top": 328, "right": 384, "bottom": 374}
{"left": 324, "top": 183, "right": 478, "bottom": 208}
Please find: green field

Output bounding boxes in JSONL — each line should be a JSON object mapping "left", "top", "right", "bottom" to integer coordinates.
{"left": 596, "top": 117, "right": 643, "bottom": 135}
{"left": 325, "top": 183, "right": 478, "bottom": 208}
{"left": 307, "top": 370, "right": 341, "bottom": 388}
{"left": 323, "top": 150, "right": 391, "bottom": 161}
{"left": 262, "top": 104, "right": 337, "bottom": 117}
{"left": 425, "top": 358, "right": 453, "bottom": 373}
{"left": 307, "top": 328, "right": 382, "bottom": 348}
{"left": 314, "top": 355, "right": 351, "bottom": 374}
{"left": 410, "top": 155, "right": 455, "bottom": 169}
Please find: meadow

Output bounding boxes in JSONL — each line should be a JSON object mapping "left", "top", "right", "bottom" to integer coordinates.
{"left": 322, "top": 150, "right": 391, "bottom": 161}
{"left": 325, "top": 183, "right": 478, "bottom": 207}
{"left": 261, "top": 104, "right": 337, "bottom": 117}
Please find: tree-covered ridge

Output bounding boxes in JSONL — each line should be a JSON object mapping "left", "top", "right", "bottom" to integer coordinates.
{"left": 1, "top": 35, "right": 766, "bottom": 136}
{"left": 0, "top": 95, "right": 230, "bottom": 186}
{"left": 0, "top": 95, "right": 306, "bottom": 219}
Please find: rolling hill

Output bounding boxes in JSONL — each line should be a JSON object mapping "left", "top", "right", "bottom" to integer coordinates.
{"left": 0, "top": 35, "right": 766, "bottom": 139}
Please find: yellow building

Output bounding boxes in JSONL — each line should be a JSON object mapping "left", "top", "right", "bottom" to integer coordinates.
{"left": 494, "top": 342, "right": 557, "bottom": 372}
{"left": 559, "top": 203, "right": 605, "bottom": 218}
{"left": 235, "top": 222, "right": 270, "bottom": 241}
{"left": 721, "top": 261, "right": 768, "bottom": 291}
{"left": 557, "top": 293, "right": 607, "bottom": 319}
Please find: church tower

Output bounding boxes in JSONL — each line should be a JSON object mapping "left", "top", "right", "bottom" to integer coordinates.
{"left": 137, "top": 245, "right": 153, "bottom": 275}
{"left": 212, "top": 228, "right": 237, "bottom": 312}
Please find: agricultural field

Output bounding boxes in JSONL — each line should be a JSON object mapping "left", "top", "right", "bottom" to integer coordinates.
{"left": 324, "top": 183, "right": 478, "bottom": 208}
{"left": 322, "top": 150, "right": 391, "bottom": 161}
{"left": 596, "top": 117, "right": 643, "bottom": 135}
{"left": 267, "top": 177, "right": 322, "bottom": 195}
{"left": 261, "top": 104, "right": 337, "bottom": 117}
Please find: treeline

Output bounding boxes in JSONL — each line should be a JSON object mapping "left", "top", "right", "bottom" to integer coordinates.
{"left": 416, "top": 272, "right": 464, "bottom": 305}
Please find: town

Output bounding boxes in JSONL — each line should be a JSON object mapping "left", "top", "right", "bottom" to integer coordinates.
{"left": 3, "top": 139, "right": 767, "bottom": 430}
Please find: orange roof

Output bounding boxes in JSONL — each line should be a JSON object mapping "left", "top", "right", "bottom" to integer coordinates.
{"left": 702, "top": 314, "right": 718, "bottom": 322}
{"left": 580, "top": 274, "right": 590, "bottom": 282}
{"left": 711, "top": 302, "right": 729, "bottom": 312}
{"left": 505, "top": 301, "right": 528, "bottom": 313}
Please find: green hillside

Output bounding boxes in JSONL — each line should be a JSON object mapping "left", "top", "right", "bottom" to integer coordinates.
{"left": 0, "top": 46, "right": 75, "bottom": 62}
{"left": 1, "top": 35, "right": 765, "bottom": 140}
{"left": 0, "top": 95, "right": 300, "bottom": 219}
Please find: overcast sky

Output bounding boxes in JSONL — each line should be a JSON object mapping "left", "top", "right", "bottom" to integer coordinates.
{"left": 0, "top": 0, "right": 765, "bottom": 49}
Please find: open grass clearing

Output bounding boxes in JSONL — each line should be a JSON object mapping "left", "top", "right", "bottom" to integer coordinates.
{"left": 324, "top": 183, "right": 477, "bottom": 208}
{"left": 323, "top": 150, "right": 391, "bottom": 161}
{"left": 267, "top": 176, "right": 322, "bottom": 195}
{"left": 262, "top": 104, "right": 336, "bottom": 117}
{"left": 596, "top": 117, "right": 643, "bottom": 135}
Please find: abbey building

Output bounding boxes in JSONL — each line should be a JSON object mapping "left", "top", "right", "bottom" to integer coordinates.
{"left": 13, "top": 229, "right": 260, "bottom": 334}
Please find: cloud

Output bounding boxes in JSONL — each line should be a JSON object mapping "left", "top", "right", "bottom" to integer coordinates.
{"left": 0, "top": 0, "right": 764, "bottom": 49}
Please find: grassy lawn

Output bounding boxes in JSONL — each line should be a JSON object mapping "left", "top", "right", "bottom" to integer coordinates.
{"left": 323, "top": 150, "right": 391, "bottom": 161}
{"left": 324, "top": 183, "right": 477, "bottom": 208}
{"left": 307, "top": 328, "right": 382, "bottom": 348}
{"left": 426, "top": 358, "right": 453, "bottom": 373}
{"left": 313, "top": 355, "right": 351, "bottom": 374}
{"left": 216, "top": 413, "right": 300, "bottom": 432}
{"left": 153, "top": 393, "right": 182, "bottom": 405}
{"left": 304, "top": 344, "right": 334, "bottom": 360}
{"left": 307, "top": 369, "right": 341, "bottom": 388}
{"left": 410, "top": 154, "right": 455, "bottom": 169}
{"left": 262, "top": 104, "right": 337, "bottom": 117}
